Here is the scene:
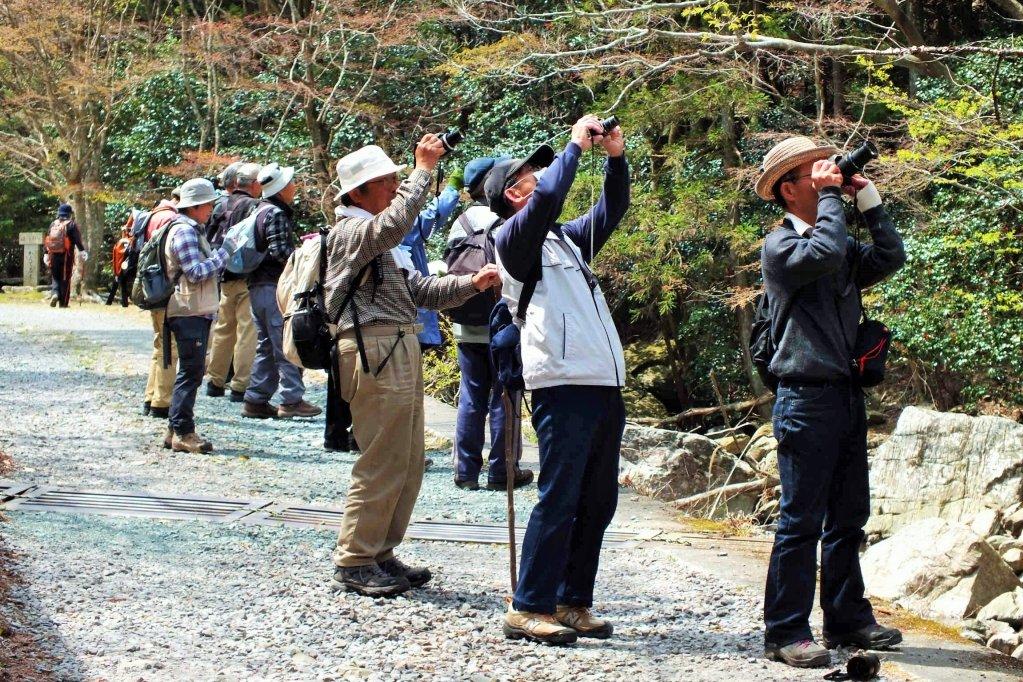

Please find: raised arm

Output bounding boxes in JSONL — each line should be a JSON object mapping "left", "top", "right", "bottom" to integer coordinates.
{"left": 849, "top": 184, "right": 907, "bottom": 288}
{"left": 495, "top": 142, "right": 581, "bottom": 282}
{"left": 560, "top": 153, "right": 630, "bottom": 263}
{"left": 764, "top": 187, "right": 849, "bottom": 288}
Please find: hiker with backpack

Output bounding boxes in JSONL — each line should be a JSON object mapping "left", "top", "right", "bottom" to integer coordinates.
{"left": 43, "top": 204, "right": 88, "bottom": 308}
{"left": 157, "top": 177, "right": 245, "bottom": 453}
{"left": 489, "top": 116, "right": 629, "bottom": 645}
{"left": 105, "top": 216, "right": 133, "bottom": 307}
{"left": 241, "top": 163, "right": 321, "bottom": 420}
{"left": 755, "top": 137, "right": 906, "bottom": 668}
{"left": 204, "top": 162, "right": 262, "bottom": 403}
{"left": 446, "top": 156, "right": 533, "bottom": 492}
{"left": 323, "top": 140, "right": 500, "bottom": 598}
{"left": 139, "top": 194, "right": 182, "bottom": 419}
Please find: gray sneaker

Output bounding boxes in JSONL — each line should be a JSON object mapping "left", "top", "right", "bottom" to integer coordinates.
{"left": 765, "top": 639, "right": 831, "bottom": 668}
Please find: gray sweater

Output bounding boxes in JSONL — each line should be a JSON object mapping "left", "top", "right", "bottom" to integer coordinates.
{"left": 761, "top": 186, "right": 906, "bottom": 382}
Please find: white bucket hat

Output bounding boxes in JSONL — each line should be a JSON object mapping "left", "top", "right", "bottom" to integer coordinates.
{"left": 335, "top": 145, "right": 407, "bottom": 200}
{"left": 176, "top": 178, "right": 218, "bottom": 209}
{"left": 259, "top": 162, "right": 296, "bottom": 199}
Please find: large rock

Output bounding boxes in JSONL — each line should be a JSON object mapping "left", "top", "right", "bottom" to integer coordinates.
{"left": 618, "top": 425, "right": 752, "bottom": 509}
{"left": 861, "top": 518, "right": 1021, "bottom": 619}
{"left": 867, "top": 407, "right": 1023, "bottom": 538}
{"left": 977, "top": 587, "right": 1023, "bottom": 627}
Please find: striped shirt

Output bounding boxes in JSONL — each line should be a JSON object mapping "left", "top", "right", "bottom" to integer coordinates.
{"left": 324, "top": 168, "right": 478, "bottom": 333}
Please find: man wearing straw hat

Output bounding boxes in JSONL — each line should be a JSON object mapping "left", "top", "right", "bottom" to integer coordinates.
{"left": 756, "top": 137, "right": 905, "bottom": 668}
{"left": 324, "top": 138, "right": 501, "bottom": 598}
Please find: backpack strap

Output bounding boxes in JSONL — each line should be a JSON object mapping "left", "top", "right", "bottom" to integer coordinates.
{"left": 514, "top": 262, "right": 542, "bottom": 324}
{"left": 329, "top": 256, "right": 380, "bottom": 374}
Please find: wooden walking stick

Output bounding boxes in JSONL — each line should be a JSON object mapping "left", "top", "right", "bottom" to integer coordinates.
{"left": 502, "top": 387, "right": 520, "bottom": 592}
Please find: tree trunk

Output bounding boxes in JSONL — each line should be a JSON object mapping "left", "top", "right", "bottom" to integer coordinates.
{"left": 68, "top": 191, "right": 106, "bottom": 289}
{"left": 831, "top": 58, "right": 845, "bottom": 118}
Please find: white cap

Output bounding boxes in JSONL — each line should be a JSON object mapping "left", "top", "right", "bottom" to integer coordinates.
{"left": 176, "top": 178, "right": 218, "bottom": 209}
{"left": 335, "top": 145, "right": 407, "bottom": 200}
{"left": 259, "top": 162, "right": 296, "bottom": 199}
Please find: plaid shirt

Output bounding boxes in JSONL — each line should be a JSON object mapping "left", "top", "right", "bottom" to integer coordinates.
{"left": 169, "top": 216, "right": 228, "bottom": 283}
{"left": 324, "top": 169, "right": 478, "bottom": 332}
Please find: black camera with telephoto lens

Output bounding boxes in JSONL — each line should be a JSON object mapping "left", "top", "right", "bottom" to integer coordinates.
{"left": 439, "top": 129, "right": 463, "bottom": 155}
{"left": 836, "top": 140, "right": 878, "bottom": 182}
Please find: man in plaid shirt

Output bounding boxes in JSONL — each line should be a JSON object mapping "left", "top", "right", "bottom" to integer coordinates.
{"left": 242, "top": 163, "right": 322, "bottom": 420}
{"left": 324, "top": 138, "right": 500, "bottom": 598}
{"left": 162, "top": 178, "right": 243, "bottom": 454}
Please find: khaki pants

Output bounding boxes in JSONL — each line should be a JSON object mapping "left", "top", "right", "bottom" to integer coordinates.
{"left": 333, "top": 324, "right": 424, "bottom": 567}
{"left": 144, "top": 309, "right": 177, "bottom": 409}
{"left": 206, "top": 279, "right": 256, "bottom": 392}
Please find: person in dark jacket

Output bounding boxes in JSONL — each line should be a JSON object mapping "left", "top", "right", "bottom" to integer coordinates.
{"left": 205, "top": 162, "right": 262, "bottom": 402}
{"left": 756, "top": 136, "right": 907, "bottom": 668}
{"left": 105, "top": 217, "right": 133, "bottom": 307}
{"left": 242, "top": 163, "right": 321, "bottom": 420}
{"left": 44, "top": 204, "right": 88, "bottom": 308}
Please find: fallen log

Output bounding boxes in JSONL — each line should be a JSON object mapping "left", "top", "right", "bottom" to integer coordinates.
{"left": 634, "top": 394, "right": 774, "bottom": 429}
{"left": 672, "top": 477, "right": 778, "bottom": 511}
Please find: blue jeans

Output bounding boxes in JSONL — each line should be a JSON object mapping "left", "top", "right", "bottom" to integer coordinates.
{"left": 764, "top": 380, "right": 876, "bottom": 646}
{"left": 245, "top": 284, "right": 304, "bottom": 405}
{"left": 454, "top": 343, "right": 507, "bottom": 482}
{"left": 168, "top": 316, "right": 212, "bottom": 436}
{"left": 513, "top": 385, "right": 625, "bottom": 614}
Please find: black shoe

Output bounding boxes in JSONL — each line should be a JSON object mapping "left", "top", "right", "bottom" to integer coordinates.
{"left": 150, "top": 406, "right": 170, "bottom": 419}
{"left": 455, "top": 478, "right": 480, "bottom": 491}
{"left": 142, "top": 401, "right": 151, "bottom": 416}
{"left": 332, "top": 564, "right": 410, "bottom": 597}
{"left": 324, "top": 438, "right": 351, "bottom": 452}
{"left": 229, "top": 390, "right": 245, "bottom": 403}
{"left": 206, "top": 382, "right": 225, "bottom": 397}
{"left": 486, "top": 468, "right": 535, "bottom": 491}
{"left": 425, "top": 457, "right": 434, "bottom": 469}
{"left": 378, "top": 557, "right": 431, "bottom": 588}
{"left": 823, "top": 623, "right": 903, "bottom": 650}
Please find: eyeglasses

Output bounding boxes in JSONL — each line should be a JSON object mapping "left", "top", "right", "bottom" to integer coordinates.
{"left": 504, "top": 164, "right": 538, "bottom": 192}
{"left": 366, "top": 174, "right": 399, "bottom": 186}
{"left": 782, "top": 173, "right": 813, "bottom": 184}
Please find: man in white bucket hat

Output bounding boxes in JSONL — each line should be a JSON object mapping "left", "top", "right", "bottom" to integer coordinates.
{"left": 242, "top": 162, "right": 322, "bottom": 420}
{"left": 162, "top": 178, "right": 244, "bottom": 454}
{"left": 323, "top": 138, "right": 501, "bottom": 598}
{"left": 757, "top": 137, "right": 906, "bottom": 668}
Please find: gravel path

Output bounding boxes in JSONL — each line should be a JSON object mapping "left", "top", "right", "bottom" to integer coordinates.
{"left": 0, "top": 300, "right": 839, "bottom": 680}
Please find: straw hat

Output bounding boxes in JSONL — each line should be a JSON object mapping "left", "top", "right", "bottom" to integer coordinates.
{"left": 755, "top": 136, "right": 839, "bottom": 201}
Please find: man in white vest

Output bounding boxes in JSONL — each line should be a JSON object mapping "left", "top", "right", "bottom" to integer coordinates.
{"left": 488, "top": 115, "right": 630, "bottom": 644}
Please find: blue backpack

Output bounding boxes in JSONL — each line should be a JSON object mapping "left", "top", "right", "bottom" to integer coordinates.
{"left": 224, "top": 204, "right": 275, "bottom": 274}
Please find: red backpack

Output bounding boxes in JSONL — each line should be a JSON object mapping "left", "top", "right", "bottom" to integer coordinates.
{"left": 45, "top": 219, "right": 69, "bottom": 255}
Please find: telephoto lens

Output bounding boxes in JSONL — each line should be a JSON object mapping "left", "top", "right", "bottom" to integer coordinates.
{"left": 439, "top": 129, "right": 464, "bottom": 154}
{"left": 599, "top": 115, "right": 620, "bottom": 135}
{"left": 836, "top": 140, "right": 878, "bottom": 182}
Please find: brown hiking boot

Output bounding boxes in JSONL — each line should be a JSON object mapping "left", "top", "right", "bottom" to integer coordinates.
{"left": 162, "top": 427, "right": 173, "bottom": 450}
{"left": 278, "top": 400, "right": 322, "bottom": 419}
{"left": 503, "top": 607, "right": 578, "bottom": 645}
{"left": 171, "top": 432, "right": 213, "bottom": 454}
{"left": 765, "top": 639, "right": 831, "bottom": 668}
{"left": 242, "top": 401, "right": 278, "bottom": 419}
{"left": 554, "top": 605, "right": 614, "bottom": 639}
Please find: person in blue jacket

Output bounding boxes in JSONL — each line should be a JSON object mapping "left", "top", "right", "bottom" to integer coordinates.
{"left": 400, "top": 171, "right": 463, "bottom": 349}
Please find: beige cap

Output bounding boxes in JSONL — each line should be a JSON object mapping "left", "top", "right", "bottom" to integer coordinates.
{"left": 755, "top": 136, "right": 839, "bottom": 201}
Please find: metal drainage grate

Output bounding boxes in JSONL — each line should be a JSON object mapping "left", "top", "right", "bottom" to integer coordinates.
{"left": 3, "top": 487, "right": 270, "bottom": 523}
{"left": 0, "top": 485, "right": 643, "bottom": 546}
{"left": 244, "top": 503, "right": 639, "bottom": 546}
{"left": 0, "top": 479, "right": 35, "bottom": 501}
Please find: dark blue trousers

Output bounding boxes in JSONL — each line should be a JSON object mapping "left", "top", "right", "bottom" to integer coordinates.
{"left": 513, "top": 384, "right": 625, "bottom": 614}
{"left": 454, "top": 342, "right": 507, "bottom": 483}
{"left": 764, "top": 380, "right": 876, "bottom": 646}
{"left": 168, "top": 316, "right": 212, "bottom": 436}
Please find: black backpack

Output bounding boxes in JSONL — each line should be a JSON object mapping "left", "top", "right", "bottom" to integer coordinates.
{"left": 750, "top": 290, "right": 782, "bottom": 392}
{"left": 123, "top": 209, "right": 153, "bottom": 281}
{"left": 443, "top": 214, "right": 502, "bottom": 326}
